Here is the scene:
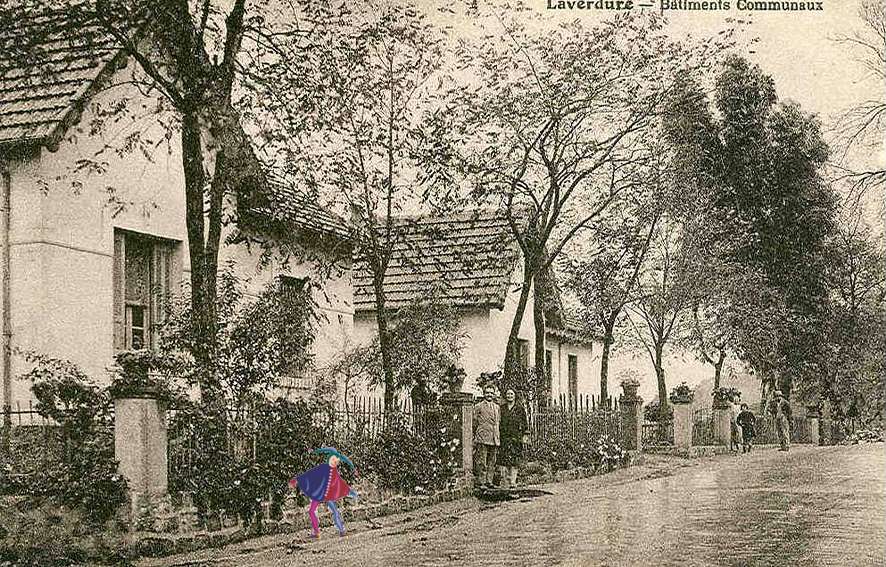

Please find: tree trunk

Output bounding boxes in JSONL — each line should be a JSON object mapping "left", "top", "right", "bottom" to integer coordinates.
{"left": 713, "top": 350, "right": 725, "bottom": 390}
{"left": 533, "top": 270, "right": 548, "bottom": 405}
{"left": 655, "top": 344, "right": 668, "bottom": 416}
{"left": 600, "top": 326, "right": 614, "bottom": 405}
{"left": 180, "top": 111, "right": 221, "bottom": 408}
{"left": 373, "top": 277, "right": 396, "bottom": 412}
{"left": 504, "top": 273, "right": 533, "bottom": 385}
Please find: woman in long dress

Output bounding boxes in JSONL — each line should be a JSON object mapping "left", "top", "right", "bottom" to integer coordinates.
{"left": 498, "top": 389, "right": 528, "bottom": 489}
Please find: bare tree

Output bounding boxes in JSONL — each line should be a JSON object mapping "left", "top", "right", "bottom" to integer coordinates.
{"left": 247, "top": 1, "right": 454, "bottom": 410}
{"left": 832, "top": 0, "right": 886, "bottom": 197}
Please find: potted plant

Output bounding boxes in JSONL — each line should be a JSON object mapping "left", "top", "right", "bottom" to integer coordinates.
{"left": 669, "top": 382, "right": 694, "bottom": 405}
{"left": 443, "top": 365, "right": 467, "bottom": 393}
{"left": 712, "top": 386, "right": 741, "bottom": 407}
{"left": 109, "top": 350, "right": 178, "bottom": 400}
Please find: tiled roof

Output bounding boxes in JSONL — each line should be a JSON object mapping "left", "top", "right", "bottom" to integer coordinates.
{"left": 547, "top": 312, "right": 596, "bottom": 345}
{"left": 242, "top": 179, "right": 352, "bottom": 240}
{"left": 1, "top": 7, "right": 348, "bottom": 241}
{"left": 0, "top": 6, "right": 120, "bottom": 147}
{"left": 353, "top": 211, "right": 520, "bottom": 311}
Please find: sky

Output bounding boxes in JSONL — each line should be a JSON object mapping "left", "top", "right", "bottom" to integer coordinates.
{"left": 421, "top": 0, "right": 885, "bottom": 401}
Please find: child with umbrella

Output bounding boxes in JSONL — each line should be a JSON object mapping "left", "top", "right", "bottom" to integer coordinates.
{"left": 289, "top": 447, "right": 359, "bottom": 538}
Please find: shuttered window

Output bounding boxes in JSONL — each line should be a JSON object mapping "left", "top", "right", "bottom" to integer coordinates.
{"left": 112, "top": 229, "right": 178, "bottom": 352}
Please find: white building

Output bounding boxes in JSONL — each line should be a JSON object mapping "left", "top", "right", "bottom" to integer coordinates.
{"left": 352, "top": 211, "right": 601, "bottom": 401}
{"left": 0, "top": 10, "right": 353, "bottom": 408}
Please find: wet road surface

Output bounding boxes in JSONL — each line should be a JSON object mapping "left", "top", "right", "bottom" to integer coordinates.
{"left": 148, "top": 444, "right": 886, "bottom": 567}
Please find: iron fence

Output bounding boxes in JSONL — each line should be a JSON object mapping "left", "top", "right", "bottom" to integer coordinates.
{"left": 642, "top": 420, "right": 674, "bottom": 446}
{"left": 1, "top": 402, "right": 114, "bottom": 494}
{"left": 527, "top": 395, "right": 622, "bottom": 451}
{"left": 692, "top": 408, "right": 716, "bottom": 446}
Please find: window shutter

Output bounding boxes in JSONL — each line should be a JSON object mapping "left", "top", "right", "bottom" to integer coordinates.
{"left": 112, "top": 231, "right": 125, "bottom": 352}
{"left": 151, "top": 243, "right": 173, "bottom": 349}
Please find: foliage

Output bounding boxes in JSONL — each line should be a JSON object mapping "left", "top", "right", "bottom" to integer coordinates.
{"left": 662, "top": 55, "right": 839, "bottom": 398}
{"left": 643, "top": 400, "right": 673, "bottom": 423}
{"left": 526, "top": 434, "right": 627, "bottom": 473}
{"left": 362, "top": 291, "right": 467, "bottom": 402}
{"left": 168, "top": 397, "right": 331, "bottom": 524}
{"left": 109, "top": 350, "right": 189, "bottom": 403}
{"left": 669, "top": 382, "right": 694, "bottom": 405}
{"left": 712, "top": 387, "right": 742, "bottom": 405}
{"left": 159, "top": 268, "right": 317, "bottom": 406}
{"left": 345, "top": 410, "right": 460, "bottom": 494}
{"left": 15, "top": 353, "right": 126, "bottom": 524}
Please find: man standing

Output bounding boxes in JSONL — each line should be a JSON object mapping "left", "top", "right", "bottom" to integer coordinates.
{"left": 771, "top": 390, "right": 792, "bottom": 451}
{"left": 473, "top": 385, "right": 501, "bottom": 488}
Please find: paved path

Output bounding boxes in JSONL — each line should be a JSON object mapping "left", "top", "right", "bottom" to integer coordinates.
{"left": 143, "top": 444, "right": 886, "bottom": 567}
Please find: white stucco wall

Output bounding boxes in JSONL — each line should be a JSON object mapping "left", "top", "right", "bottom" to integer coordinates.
{"left": 352, "top": 264, "right": 539, "bottom": 397}
{"left": 2, "top": 66, "right": 352, "bottom": 406}
{"left": 546, "top": 336, "right": 598, "bottom": 402}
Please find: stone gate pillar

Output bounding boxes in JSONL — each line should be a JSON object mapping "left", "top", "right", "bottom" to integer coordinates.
{"left": 713, "top": 400, "right": 732, "bottom": 447}
{"left": 806, "top": 405, "right": 821, "bottom": 446}
{"left": 672, "top": 400, "right": 692, "bottom": 449}
{"left": 440, "top": 391, "right": 474, "bottom": 476}
{"left": 111, "top": 380, "right": 174, "bottom": 530}
{"left": 619, "top": 379, "right": 642, "bottom": 452}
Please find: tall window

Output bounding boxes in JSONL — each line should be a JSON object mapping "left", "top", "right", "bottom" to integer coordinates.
{"left": 113, "top": 230, "right": 176, "bottom": 352}
{"left": 568, "top": 354, "right": 578, "bottom": 407}
{"left": 279, "top": 275, "right": 311, "bottom": 391}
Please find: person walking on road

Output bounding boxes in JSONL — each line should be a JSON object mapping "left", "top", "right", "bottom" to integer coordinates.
{"left": 736, "top": 403, "right": 757, "bottom": 453}
{"left": 498, "top": 388, "right": 528, "bottom": 489}
{"left": 730, "top": 398, "right": 743, "bottom": 453}
{"left": 474, "top": 385, "right": 501, "bottom": 488}
{"left": 771, "top": 390, "right": 792, "bottom": 451}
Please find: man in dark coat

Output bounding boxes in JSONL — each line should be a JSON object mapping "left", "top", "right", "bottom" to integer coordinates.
{"left": 736, "top": 403, "right": 757, "bottom": 453}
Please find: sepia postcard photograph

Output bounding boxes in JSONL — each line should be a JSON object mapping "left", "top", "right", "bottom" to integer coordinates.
{"left": 0, "top": 0, "right": 884, "bottom": 565}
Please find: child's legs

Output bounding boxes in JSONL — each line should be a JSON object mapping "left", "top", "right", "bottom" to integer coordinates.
{"left": 327, "top": 501, "right": 345, "bottom": 534}
{"left": 308, "top": 500, "right": 320, "bottom": 535}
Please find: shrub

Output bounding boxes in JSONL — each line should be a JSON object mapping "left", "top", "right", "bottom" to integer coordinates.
{"left": 168, "top": 397, "right": 331, "bottom": 524}
{"left": 16, "top": 352, "right": 127, "bottom": 524}
{"left": 526, "top": 434, "right": 627, "bottom": 472}
{"left": 345, "top": 409, "right": 460, "bottom": 494}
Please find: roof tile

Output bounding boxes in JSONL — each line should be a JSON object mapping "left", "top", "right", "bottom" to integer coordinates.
{"left": 353, "top": 211, "right": 519, "bottom": 311}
